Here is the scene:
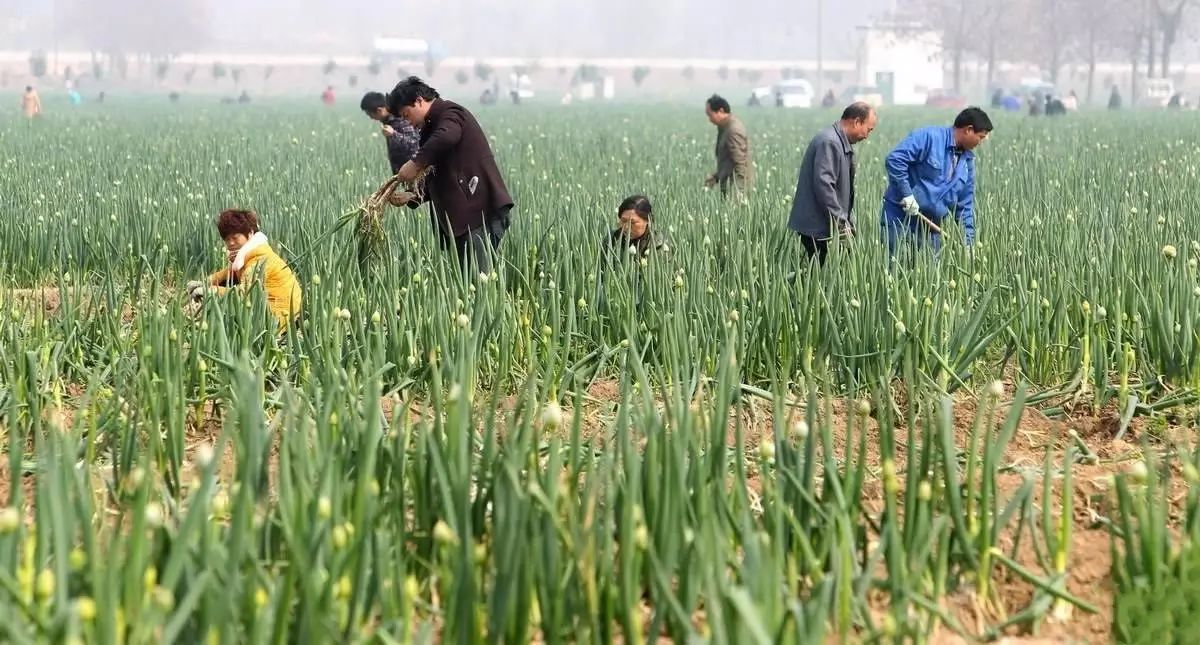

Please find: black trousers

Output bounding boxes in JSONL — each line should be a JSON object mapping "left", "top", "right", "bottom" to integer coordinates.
{"left": 439, "top": 206, "right": 512, "bottom": 275}
{"left": 799, "top": 234, "right": 829, "bottom": 266}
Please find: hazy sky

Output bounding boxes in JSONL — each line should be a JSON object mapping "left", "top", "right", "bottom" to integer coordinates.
{"left": 4, "top": 0, "right": 897, "bottom": 59}
{"left": 211, "top": 0, "right": 896, "bottom": 58}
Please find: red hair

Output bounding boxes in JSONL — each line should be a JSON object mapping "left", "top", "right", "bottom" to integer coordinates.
{"left": 216, "top": 209, "right": 259, "bottom": 238}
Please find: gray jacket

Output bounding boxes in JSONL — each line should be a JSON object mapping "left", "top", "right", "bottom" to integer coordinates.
{"left": 788, "top": 123, "right": 856, "bottom": 239}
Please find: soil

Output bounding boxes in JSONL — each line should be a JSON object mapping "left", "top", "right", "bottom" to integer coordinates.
{"left": 6, "top": 287, "right": 63, "bottom": 313}
{"left": 3, "top": 286, "right": 148, "bottom": 322}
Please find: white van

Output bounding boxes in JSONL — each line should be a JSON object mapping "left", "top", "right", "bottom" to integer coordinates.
{"left": 509, "top": 73, "right": 535, "bottom": 101}
{"left": 1142, "top": 78, "right": 1175, "bottom": 107}
{"left": 772, "top": 79, "right": 815, "bottom": 109}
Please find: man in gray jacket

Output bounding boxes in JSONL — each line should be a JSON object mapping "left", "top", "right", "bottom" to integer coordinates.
{"left": 788, "top": 102, "right": 878, "bottom": 265}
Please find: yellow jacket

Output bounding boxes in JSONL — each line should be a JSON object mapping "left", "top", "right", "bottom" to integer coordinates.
{"left": 208, "top": 233, "right": 302, "bottom": 326}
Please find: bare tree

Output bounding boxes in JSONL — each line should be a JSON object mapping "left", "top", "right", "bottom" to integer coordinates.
{"left": 931, "top": 0, "right": 969, "bottom": 91}
{"left": 1041, "top": 0, "right": 1070, "bottom": 82}
{"left": 1067, "top": 0, "right": 1133, "bottom": 103}
{"left": 920, "top": 0, "right": 973, "bottom": 92}
{"left": 969, "top": 0, "right": 1012, "bottom": 89}
{"left": 1156, "top": 0, "right": 1195, "bottom": 78}
{"left": 1147, "top": 4, "right": 1159, "bottom": 76}
{"left": 918, "top": 0, "right": 1022, "bottom": 91}
{"left": 1114, "top": 0, "right": 1156, "bottom": 101}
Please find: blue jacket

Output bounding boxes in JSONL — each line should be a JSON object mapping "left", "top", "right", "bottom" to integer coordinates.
{"left": 882, "top": 126, "right": 976, "bottom": 244}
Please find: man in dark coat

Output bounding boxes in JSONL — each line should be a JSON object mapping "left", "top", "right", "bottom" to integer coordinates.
{"left": 788, "top": 102, "right": 877, "bottom": 265}
{"left": 388, "top": 77, "right": 514, "bottom": 275}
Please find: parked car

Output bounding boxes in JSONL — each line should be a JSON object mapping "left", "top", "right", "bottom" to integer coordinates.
{"left": 1141, "top": 78, "right": 1175, "bottom": 107}
{"left": 748, "top": 86, "right": 773, "bottom": 107}
{"left": 925, "top": 89, "right": 967, "bottom": 109}
{"left": 508, "top": 73, "right": 535, "bottom": 102}
{"left": 841, "top": 85, "right": 884, "bottom": 107}
{"left": 1012, "top": 79, "right": 1056, "bottom": 102}
{"left": 772, "top": 79, "right": 815, "bottom": 108}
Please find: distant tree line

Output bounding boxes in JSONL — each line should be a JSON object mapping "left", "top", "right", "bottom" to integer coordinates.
{"left": 917, "top": 0, "right": 1198, "bottom": 102}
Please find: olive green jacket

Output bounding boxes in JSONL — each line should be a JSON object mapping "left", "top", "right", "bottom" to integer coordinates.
{"left": 714, "top": 116, "right": 753, "bottom": 194}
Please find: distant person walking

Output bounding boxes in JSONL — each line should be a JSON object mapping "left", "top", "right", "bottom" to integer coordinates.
{"left": 1062, "top": 90, "right": 1079, "bottom": 111}
{"left": 788, "top": 102, "right": 878, "bottom": 266}
{"left": 1029, "top": 93, "right": 1044, "bottom": 117}
{"left": 321, "top": 86, "right": 336, "bottom": 106}
{"left": 22, "top": 86, "right": 41, "bottom": 119}
{"left": 360, "top": 91, "right": 420, "bottom": 174}
{"left": 388, "top": 77, "right": 514, "bottom": 275}
{"left": 1109, "top": 86, "right": 1122, "bottom": 110}
{"left": 881, "top": 107, "right": 993, "bottom": 261}
{"left": 704, "top": 94, "right": 753, "bottom": 198}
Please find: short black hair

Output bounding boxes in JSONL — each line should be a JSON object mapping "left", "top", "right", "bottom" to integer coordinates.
{"left": 706, "top": 94, "right": 731, "bottom": 114}
{"left": 954, "top": 107, "right": 993, "bottom": 132}
{"left": 360, "top": 91, "right": 387, "bottom": 112}
{"left": 841, "top": 102, "right": 874, "bottom": 122}
{"left": 618, "top": 195, "right": 653, "bottom": 221}
{"left": 387, "top": 76, "right": 439, "bottom": 114}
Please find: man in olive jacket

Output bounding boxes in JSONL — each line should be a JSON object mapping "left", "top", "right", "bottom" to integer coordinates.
{"left": 389, "top": 76, "right": 514, "bottom": 275}
{"left": 704, "top": 94, "right": 753, "bottom": 198}
{"left": 788, "top": 102, "right": 877, "bottom": 265}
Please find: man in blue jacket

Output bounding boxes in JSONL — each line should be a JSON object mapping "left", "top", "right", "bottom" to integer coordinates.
{"left": 881, "top": 107, "right": 992, "bottom": 260}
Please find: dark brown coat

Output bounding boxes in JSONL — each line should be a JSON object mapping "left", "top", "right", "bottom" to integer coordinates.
{"left": 412, "top": 99, "right": 513, "bottom": 237}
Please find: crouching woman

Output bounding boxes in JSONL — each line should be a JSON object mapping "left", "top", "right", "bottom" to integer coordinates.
{"left": 608, "top": 195, "right": 669, "bottom": 260}
{"left": 187, "top": 209, "right": 302, "bottom": 327}
{"left": 596, "top": 195, "right": 670, "bottom": 311}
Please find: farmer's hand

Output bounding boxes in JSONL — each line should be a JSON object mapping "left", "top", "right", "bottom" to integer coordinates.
{"left": 187, "top": 282, "right": 211, "bottom": 299}
{"left": 185, "top": 280, "right": 204, "bottom": 296}
{"left": 838, "top": 223, "right": 855, "bottom": 241}
{"left": 900, "top": 195, "right": 921, "bottom": 217}
{"left": 388, "top": 191, "right": 414, "bottom": 207}
{"left": 381, "top": 124, "right": 396, "bottom": 137}
{"left": 703, "top": 174, "right": 717, "bottom": 188}
{"left": 397, "top": 160, "right": 420, "bottom": 183}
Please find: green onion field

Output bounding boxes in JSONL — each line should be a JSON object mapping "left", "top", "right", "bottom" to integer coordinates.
{"left": 1, "top": 99, "right": 1198, "bottom": 643}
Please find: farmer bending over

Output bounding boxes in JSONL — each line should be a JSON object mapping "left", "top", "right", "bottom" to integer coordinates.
{"left": 187, "top": 209, "right": 302, "bottom": 327}
{"left": 388, "top": 76, "right": 514, "bottom": 275}
{"left": 360, "top": 91, "right": 420, "bottom": 175}
{"left": 881, "top": 107, "right": 992, "bottom": 262}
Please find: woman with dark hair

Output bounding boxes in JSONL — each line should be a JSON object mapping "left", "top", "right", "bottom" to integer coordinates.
{"left": 596, "top": 195, "right": 670, "bottom": 310}
{"left": 609, "top": 195, "right": 669, "bottom": 259}
{"left": 186, "top": 209, "right": 302, "bottom": 327}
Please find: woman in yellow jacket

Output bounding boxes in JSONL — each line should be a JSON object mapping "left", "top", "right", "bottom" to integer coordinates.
{"left": 187, "top": 209, "right": 302, "bottom": 327}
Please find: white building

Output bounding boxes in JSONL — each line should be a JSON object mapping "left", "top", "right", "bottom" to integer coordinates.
{"left": 370, "top": 37, "right": 430, "bottom": 63}
{"left": 855, "top": 23, "right": 944, "bottom": 105}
